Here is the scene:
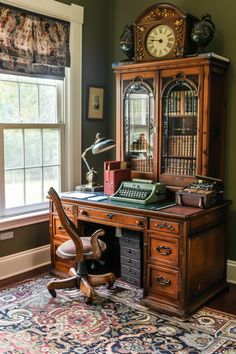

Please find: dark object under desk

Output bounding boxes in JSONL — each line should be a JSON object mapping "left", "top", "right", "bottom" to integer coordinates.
{"left": 49, "top": 191, "right": 230, "bottom": 317}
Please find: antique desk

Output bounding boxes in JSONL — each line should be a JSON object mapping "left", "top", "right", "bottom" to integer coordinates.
{"left": 49, "top": 191, "right": 229, "bottom": 317}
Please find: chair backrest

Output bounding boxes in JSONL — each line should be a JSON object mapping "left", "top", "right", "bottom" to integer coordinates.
{"left": 48, "top": 187, "right": 84, "bottom": 262}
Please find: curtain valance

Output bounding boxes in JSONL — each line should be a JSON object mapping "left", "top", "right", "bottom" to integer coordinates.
{"left": 0, "top": 3, "right": 70, "bottom": 78}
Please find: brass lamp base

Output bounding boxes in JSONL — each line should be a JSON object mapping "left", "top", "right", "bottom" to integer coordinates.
{"left": 75, "top": 184, "right": 104, "bottom": 192}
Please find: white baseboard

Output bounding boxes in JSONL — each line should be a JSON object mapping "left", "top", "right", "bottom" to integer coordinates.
{"left": 0, "top": 247, "right": 236, "bottom": 285}
{"left": 227, "top": 259, "right": 236, "bottom": 284}
{"left": 0, "top": 245, "right": 51, "bottom": 280}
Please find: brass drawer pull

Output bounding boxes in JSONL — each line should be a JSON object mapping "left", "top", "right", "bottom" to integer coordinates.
{"left": 135, "top": 220, "right": 143, "bottom": 226}
{"left": 156, "top": 223, "right": 174, "bottom": 231}
{"left": 156, "top": 275, "right": 171, "bottom": 286}
{"left": 106, "top": 213, "right": 114, "bottom": 219}
{"left": 156, "top": 245, "right": 171, "bottom": 256}
{"left": 58, "top": 224, "right": 64, "bottom": 231}
{"left": 156, "top": 223, "right": 166, "bottom": 228}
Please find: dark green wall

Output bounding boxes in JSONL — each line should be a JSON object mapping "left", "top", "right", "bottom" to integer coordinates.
{"left": 50, "top": 0, "right": 110, "bottom": 184}
{"left": 0, "top": 223, "right": 49, "bottom": 257}
{"left": 57, "top": 0, "right": 110, "bottom": 185}
{"left": 108, "top": 0, "right": 236, "bottom": 261}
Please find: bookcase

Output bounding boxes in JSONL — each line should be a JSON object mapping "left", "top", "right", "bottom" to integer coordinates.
{"left": 113, "top": 55, "right": 229, "bottom": 190}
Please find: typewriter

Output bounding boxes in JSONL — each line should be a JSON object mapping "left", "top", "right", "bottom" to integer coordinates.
{"left": 110, "top": 180, "right": 166, "bottom": 205}
{"left": 176, "top": 175, "right": 224, "bottom": 209}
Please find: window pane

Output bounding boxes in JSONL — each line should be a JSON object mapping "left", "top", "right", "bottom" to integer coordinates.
{"left": 43, "top": 166, "right": 60, "bottom": 200}
{"left": 25, "top": 168, "right": 42, "bottom": 204}
{"left": 4, "top": 129, "right": 24, "bottom": 169}
{"left": 5, "top": 170, "right": 24, "bottom": 208}
{"left": 0, "top": 81, "right": 18, "bottom": 122}
{"left": 40, "top": 85, "right": 57, "bottom": 122}
{"left": 25, "top": 129, "right": 42, "bottom": 167}
{"left": 20, "top": 83, "right": 38, "bottom": 122}
{"left": 43, "top": 129, "right": 60, "bottom": 165}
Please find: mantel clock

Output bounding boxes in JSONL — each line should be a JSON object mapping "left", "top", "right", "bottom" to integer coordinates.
{"left": 134, "top": 3, "right": 198, "bottom": 62}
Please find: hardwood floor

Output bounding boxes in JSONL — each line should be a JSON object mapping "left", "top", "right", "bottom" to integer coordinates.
{"left": 206, "top": 283, "right": 236, "bottom": 315}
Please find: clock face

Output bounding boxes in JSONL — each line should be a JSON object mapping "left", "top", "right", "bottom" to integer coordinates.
{"left": 146, "top": 24, "right": 176, "bottom": 58}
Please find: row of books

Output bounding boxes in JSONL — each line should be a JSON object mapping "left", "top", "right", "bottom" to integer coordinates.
{"left": 131, "top": 156, "right": 196, "bottom": 175}
{"left": 163, "top": 157, "right": 196, "bottom": 176}
{"left": 130, "top": 133, "right": 149, "bottom": 151}
{"left": 168, "top": 135, "right": 197, "bottom": 157}
{"left": 185, "top": 91, "right": 198, "bottom": 115}
{"left": 167, "top": 90, "right": 198, "bottom": 115}
{"left": 131, "top": 158, "right": 153, "bottom": 172}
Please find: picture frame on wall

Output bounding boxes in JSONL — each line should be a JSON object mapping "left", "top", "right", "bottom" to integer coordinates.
{"left": 88, "top": 86, "right": 104, "bottom": 119}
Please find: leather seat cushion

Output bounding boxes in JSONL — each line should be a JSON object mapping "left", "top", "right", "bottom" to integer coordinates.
{"left": 56, "top": 237, "right": 106, "bottom": 259}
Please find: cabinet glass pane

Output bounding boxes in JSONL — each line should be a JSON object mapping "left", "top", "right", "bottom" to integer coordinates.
{"left": 124, "top": 79, "right": 154, "bottom": 173}
{"left": 161, "top": 78, "right": 198, "bottom": 176}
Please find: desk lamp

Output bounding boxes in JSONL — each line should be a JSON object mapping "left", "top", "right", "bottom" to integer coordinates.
{"left": 77, "top": 133, "right": 116, "bottom": 191}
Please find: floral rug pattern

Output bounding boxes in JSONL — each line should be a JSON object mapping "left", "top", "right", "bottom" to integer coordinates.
{"left": 0, "top": 275, "right": 236, "bottom": 353}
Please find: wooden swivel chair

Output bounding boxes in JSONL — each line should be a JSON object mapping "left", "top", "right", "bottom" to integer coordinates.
{"left": 47, "top": 187, "right": 115, "bottom": 303}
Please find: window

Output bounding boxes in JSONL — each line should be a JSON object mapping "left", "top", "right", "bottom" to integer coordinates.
{"left": 0, "top": 74, "right": 64, "bottom": 216}
{"left": 0, "top": 0, "right": 83, "bottom": 224}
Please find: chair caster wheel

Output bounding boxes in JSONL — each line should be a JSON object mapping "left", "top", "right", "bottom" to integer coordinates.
{"left": 107, "top": 280, "right": 115, "bottom": 289}
{"left": 48, "top": 288, "right": 57, "bottom": 298}
{"left": 85, "top": 296, "right": 92, "bottom": 304}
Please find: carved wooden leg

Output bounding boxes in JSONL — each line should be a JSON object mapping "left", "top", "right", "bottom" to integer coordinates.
{"left": 80, "top": 277, "right": 97, "bottom": 304}
{"left": 87, "top": 272, "right": 116, "bottom": 288}
{"left": 47, "top": 276, "right": 78, "bottom": 298}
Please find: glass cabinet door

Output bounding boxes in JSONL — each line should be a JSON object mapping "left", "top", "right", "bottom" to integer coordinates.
{"left": 161, "top": 74, "right": 199, "bottom": 178}
{"left": 123, "top": 77, "right": 154, "bottom": 175}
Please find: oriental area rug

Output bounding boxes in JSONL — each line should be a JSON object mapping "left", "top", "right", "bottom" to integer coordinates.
{"left": 0, "top": 275, "right": 236, "bottom": 354}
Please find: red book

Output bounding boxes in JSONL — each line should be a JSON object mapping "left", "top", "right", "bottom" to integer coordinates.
{"left": 104, "top": 161, "right": 131, "bottom": 195}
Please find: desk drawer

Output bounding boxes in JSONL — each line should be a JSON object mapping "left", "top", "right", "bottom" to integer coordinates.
{"left": 121, "top": 264, "right": 141, "bottom": 279}
{"left": 149, "top": 218, "right": 179, "bottom": 235}
{"left": 119, "top": 236, "right": 141, "bottom": 249}
{"left": 120, "top": 246, "right": 141, "bottom": 261}
{"left": 147, "top": 233, "right": 179, "bottom": 266}
{"left": 53, "top": 217, "right": 76, "bottom": 238}
{"left": 78, "top": 206, "right": 146, "bottom": 229}
{"left": 147, "top": 264, "right": 179, "bottom": 300}
{"left": 54, "top": 218, "right": 67, "bottom": 237}
{"left": 121, "top": 256, "right": 141, "bottom": 270}
{"left": 121, "top": 274, "right": 142, "bottom": 288}
{"left": 52, "top": 202, "right": 75, "bottom": 217}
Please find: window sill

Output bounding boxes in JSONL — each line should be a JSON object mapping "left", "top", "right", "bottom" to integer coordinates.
{"left": 0, "top": 210, "right": 49, "bottom": 231}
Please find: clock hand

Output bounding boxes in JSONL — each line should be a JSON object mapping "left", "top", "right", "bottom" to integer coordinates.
{"left": 149, "top": 38, "right": 164, "bottom": 43}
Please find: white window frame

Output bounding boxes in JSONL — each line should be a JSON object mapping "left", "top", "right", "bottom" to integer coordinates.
{"left": 0, "top": 0, "right": 83, "bottom": 226}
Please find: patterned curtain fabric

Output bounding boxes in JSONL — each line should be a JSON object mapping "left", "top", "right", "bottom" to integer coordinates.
{"left": 0, "top": 3, "right": 70, "bottom": 78}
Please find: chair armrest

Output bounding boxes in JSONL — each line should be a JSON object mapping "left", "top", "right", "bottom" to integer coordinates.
{"left": 90, "top": 229, "right": 105, "bottom": 259}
